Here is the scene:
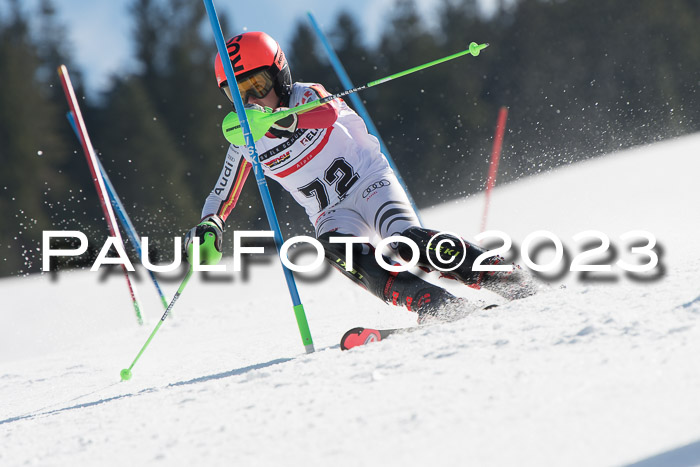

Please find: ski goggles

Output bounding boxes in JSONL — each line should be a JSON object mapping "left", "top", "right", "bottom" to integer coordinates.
{"left": 221, "top": 69, "right": 275, "bottom": 105}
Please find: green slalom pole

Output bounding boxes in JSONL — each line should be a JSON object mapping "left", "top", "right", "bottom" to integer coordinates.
{"left": 120, "top": 267, "right": 194, "bottom": 381}
{"left": 222, "top": 42, "right": 489, "bottom": 145}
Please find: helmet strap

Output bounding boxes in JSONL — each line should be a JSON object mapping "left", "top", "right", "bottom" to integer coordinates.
{"left": 278, "top": 91, "right": 290, "bottom": 108}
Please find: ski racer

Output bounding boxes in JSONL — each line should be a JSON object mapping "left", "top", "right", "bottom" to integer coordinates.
{"left": 184, "top": 31, "right": 538, "bottom": 322}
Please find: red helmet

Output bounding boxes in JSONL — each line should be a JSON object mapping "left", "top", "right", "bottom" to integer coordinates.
{"left": 214, "top": 32, "right": 292, "bottom": 104}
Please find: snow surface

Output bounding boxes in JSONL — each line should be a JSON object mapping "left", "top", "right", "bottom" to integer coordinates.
{"left": 2, "top": 133, "right": 700, "bottom": 466}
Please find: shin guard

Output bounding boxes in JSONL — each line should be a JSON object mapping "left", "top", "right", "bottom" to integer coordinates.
{"left": 397, "top": 227, "right": 539, "bottom": 300}
{"left": 318, "top": 232, "right": 463, "bottom": 317}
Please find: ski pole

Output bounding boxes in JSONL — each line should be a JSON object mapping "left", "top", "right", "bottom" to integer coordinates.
{"left": 306, "top": 11, "right": 424, "bottom": 227}
{"left": 120, "top": 267, "right": 194, "bottom": 381}
{"left": 66, "top": 112, "right": 170, "bottom": 310}
{"left": 222, "top": 42, "right": 489, "bottom": 145}
{"left": 203, "top": 0, "right": 315, "bottom": 353}
{"left": 58, "top": 65, "right": 144, "bottom": 325}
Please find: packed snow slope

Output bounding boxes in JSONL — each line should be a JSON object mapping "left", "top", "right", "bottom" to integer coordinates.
{"left": 2, "top": 133, "right": 700, "bottom": 467}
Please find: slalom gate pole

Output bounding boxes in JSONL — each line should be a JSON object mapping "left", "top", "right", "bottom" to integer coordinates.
{"left": 66, "top": 112, "right": 170, "bottom": 310}
{"left": 306, "top": 11, "right": 424, "bottom": 227}
{"left": 203, "top": 0, "right": 315, "bottom": 353}
{"left": 57, "top": 65, "right": 144, "bottom": 325}
{"left": 120, "top": 267, "right": 194, "bottom": 381}
{"left": 222, "top": 42, "right": 489, "bottom": 144}
{"left": 480, "top": 106, "right": 508, "bottom": 232}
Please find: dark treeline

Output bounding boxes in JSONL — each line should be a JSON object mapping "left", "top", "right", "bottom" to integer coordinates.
{"left": 0, "top": 0, "right": 698, "bottom": 276}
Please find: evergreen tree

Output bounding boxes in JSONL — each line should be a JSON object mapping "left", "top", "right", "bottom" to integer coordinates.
{"left": 93, "top": 0, "right": 255, "bottom": 254}
{"left": 287, "top": 20, "right": 336, "bottom": 88}
{"left": 328, "top": 12, "right": 379, "bottom": 117}
{"left": 373, "top": 0, "right": 448, "bottom": 206}
{"left": 330, "top": 11, "right": 374, "bottom": 86}
{"left": 435, "top": 0, "right": 498, "bottom": 197}
{"left": 94, "top": 76, "right": 197, "bottom": 244}
{"left": 1, "top": 0, "right": 699, "bottom": 276}
{"left": 0, "top": 0, "right": 78, "bottom": 275}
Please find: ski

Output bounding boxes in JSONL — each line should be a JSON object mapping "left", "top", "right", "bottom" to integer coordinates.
{"left": 340, "top": 326, "right": 419, "bottom": 350}
{"left": 340, "top": 305, "right": 500, "bottom": 350}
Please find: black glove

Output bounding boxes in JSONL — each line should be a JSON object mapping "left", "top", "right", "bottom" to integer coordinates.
{"left": 184, "top": 215, "right": 224, "bottom": 265}
{"left": 268, "top": 108, "right": 298, "bottom": 138}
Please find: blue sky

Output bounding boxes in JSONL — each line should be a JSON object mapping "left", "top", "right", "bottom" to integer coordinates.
{"left": 13, "top": 0, "right": 497, "bottom": 97}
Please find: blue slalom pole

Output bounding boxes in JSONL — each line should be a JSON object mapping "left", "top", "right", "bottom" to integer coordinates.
{"left": 66, "top": 111, "right": 170, "bottom": 310}
{"left": 203, "top": 0, "right": 314, "bottom": 353}
{"left": 306, "top": 12, "right": 424, "bottom": 226}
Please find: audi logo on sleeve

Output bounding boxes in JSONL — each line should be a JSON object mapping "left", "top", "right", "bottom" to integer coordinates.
{"left": 362, "top": 179, "right": 391, "bottom": 199}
